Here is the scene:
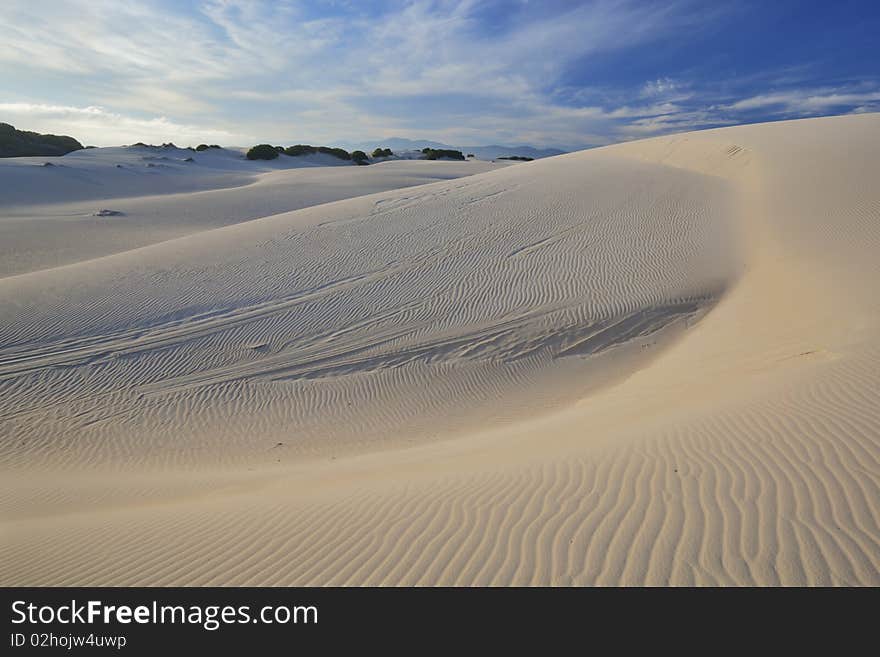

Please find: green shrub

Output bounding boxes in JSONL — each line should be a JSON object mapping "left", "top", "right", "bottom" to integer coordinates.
{"left": 246, "top": 144, "right": 279, "bottom": 160}
{"left": 0, "top": 122, "right": 83, "bottom": 157}
{"left": 421, "top": 148, "right": 465, "bottom": 161}
{"left": 372, "top": 147, "right": 393, "bottom": 158}
{"left": 284, "top": 144, "right": 351, "bottom": 160}
{"left": 351, "top": 150, "right": 369, "bottom": 164}
{"left": 498, "top": 155, "right": 534, "bottom": 161}
{"left": 196, "top": 144, "right": 210, "bottom": 151}
{"left": 284, "top": 144, "right": 315, "bottom": 156}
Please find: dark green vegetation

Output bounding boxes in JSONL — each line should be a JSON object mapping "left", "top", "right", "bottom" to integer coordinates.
{"left": 498, "top": 155, "right": 534, "bottom": 161}
{"left": 244, "top": 143, "right": 379, "bottom": 165}
{"left": 284, "top": 144, "right": 352, "bottom": 160}
{"left": 244, "top": 143, "right": 371, "bottom": 164}
{"left": 129, "top": 142, "right": 198, "bottom": 150}
{"left": 372, "top": 147, "right": 393, "bottom": 158}
{"left": 421, "top": 147, "right": 465, "bottom": 160}
{"left": 0, "top": 122, "right": 83, "bottom": 157}
{"left": 129, "top": 142, "right": 178, "bottom": 148}
{"left": 246, "top": 144, "right": 280, "bottom": 160}
{"left": 195, "top": 144, "right": 221, "bottom": 151}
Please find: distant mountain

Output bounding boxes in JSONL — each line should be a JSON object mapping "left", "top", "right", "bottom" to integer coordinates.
{"left": 0, "top": 122, "right": 83, "bottom": 157}
{"left": 346, "top": 137, "right": 566, "bottom": 160}
{"left": 357, "top": 137, "right": 450, "bottom": 152}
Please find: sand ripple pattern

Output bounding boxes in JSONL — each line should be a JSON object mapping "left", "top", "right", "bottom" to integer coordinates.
{"left": 2, "top": 347, "right": 877, "bottom": 586}
{"left": 0, "top": 156, "right": 735, "bottom": 467}
{"left": 3, "top": 114, "right": 879, "bottom": 586}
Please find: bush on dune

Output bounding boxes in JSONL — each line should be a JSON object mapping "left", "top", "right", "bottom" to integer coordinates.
{"left": 372, "top": 147, "right": 393, "bottom": 158}
{"left": 318, "top": 146, "right": 351, "bottom": 160}
{"left": 284, "top": 144, "right": 351, "bottom": 160}
{"left": 0, "top": 122, "right": 83, "bottom": 157}
{"left": 284, "top": 144, "right": 315, "bottom": 157}
{"left": 246, "top": 144, "right": 280, "bottom": 160}
{"left": 421, "top": 148, "right": 465, "bottom": 161}
{"left": 249, "top": 142, "right": 365, "bottom": 164}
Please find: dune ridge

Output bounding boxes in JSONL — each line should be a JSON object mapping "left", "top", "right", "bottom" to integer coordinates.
{"left": 1, "top": 113, "right": 879, "bottom": 585}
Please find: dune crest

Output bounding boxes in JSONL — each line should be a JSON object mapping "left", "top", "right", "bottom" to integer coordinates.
{"left": 2, "top": 114, "right": 879, "bottom": 585}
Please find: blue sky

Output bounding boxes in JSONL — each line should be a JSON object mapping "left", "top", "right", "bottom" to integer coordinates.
{"left": 1, "top": 0, "right": 878, "bottom": 148}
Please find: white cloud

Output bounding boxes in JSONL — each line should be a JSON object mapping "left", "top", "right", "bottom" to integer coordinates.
{"left": 0, "top": 0, "right": 724, "bottom": 147}
{"left": 640, "top": 78, "right": 681, "bottom": 97}
{"left": 0, "top": 1, "right": 229, "bottom": 78}
{"left": 607, "top": 102, "right": 681, "bottom": 119}
{"left": 0, "top": 103, "right": 248, "bottom": 147}
{"left": 619, "top": 111, "right": 735, "bottom": 137}
{"left": 726, "top": 88, "right": 880, "bottom": 114}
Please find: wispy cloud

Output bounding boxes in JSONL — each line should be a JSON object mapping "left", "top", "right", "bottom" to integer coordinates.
{"left": 726, "top": 88, "right": 880, "bottom": 114}
{"left": 1, "top": 1, "right": 877, "bottom": 148}
{"left": 640, "top": 78, "right": 683, "bottom": 98}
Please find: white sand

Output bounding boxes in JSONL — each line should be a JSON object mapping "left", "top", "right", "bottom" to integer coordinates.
{"left": 1, "top": 114, "right": 878, "bottom": 585}
{"left": 0, "top": 146, "right": 502, "bottom": 276}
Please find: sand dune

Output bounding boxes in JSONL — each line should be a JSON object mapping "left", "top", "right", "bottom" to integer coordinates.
{"left": 0, "top": 147, "right": 501, "bottom": 276}
{"left": 1, "top": 114, "right": 879, "bottom": 585}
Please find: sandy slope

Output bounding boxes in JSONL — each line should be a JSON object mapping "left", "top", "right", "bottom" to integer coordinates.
{"left": 1, "top": 114, "right": 879, "bottom": 585}
{"left": 0, "top": 147, "right": 502, "bottom": 276}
